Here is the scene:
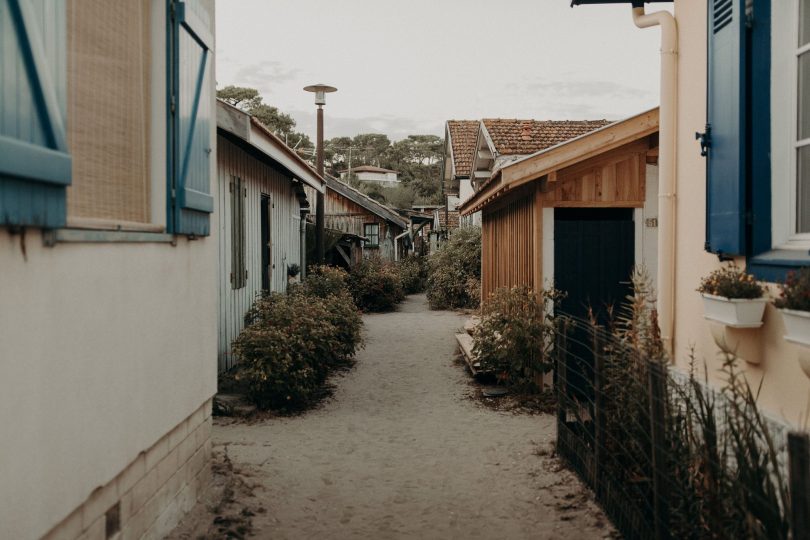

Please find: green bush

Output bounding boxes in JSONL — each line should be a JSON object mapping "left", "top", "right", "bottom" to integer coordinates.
{"left": 300, "top": 265, "right": 351, "bottom": 298}
{"left": 473, "top": 285, "right": 562, "bottom": 391}
{"left": 234, "top": 266, "right": 363, "bottom": 411}
{"left": 347, "top": 257, "right": 405, "bottom": 312}
{"left": 426, "top": 226, "right": 481, "bottom": 310}
{"left": 397, "top": 254, "right": 428, "bottom": 294}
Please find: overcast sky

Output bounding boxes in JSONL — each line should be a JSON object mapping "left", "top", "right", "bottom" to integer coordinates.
{"left": 215, "top": 1, "right": 668, "bottom": 141}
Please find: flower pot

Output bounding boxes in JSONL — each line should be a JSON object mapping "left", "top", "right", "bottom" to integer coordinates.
{"left": 701, "top": 294, "right": 767, "bottom": 328}
{"left": 781, "top": 308, "right": 810, "bottom": 347}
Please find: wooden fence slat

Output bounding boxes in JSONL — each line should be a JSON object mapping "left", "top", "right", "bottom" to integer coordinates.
{"left": 790, "top": 432, "right": 810, "bottom": 540}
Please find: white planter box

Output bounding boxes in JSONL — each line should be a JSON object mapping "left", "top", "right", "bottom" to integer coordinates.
{"left": 701, "top": 294, "right": 767, "bottom": 328}
{"left": 781, "top": 308, "right": 810, "bottom": 347}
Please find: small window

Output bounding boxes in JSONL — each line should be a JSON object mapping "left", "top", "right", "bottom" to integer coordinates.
{"left": 364, "top": 223, "right": 380, "bottom": 247}
{"left": 231, "top": 177, "right": 246, "bottom": 289}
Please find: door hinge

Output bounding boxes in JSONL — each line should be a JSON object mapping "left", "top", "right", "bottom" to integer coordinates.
{"left": 695, "top": 124, "right": 711, "bottom": 157}
{"left": 170, "top": 95, "right": 176, "bottom": 114}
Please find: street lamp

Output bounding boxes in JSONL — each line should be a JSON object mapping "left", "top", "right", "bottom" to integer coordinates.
{"left": 303, "top": 84, "right": 337, "bottom": 265}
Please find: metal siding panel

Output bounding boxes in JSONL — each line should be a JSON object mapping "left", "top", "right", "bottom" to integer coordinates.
{"left": 216, "top": 137, "right": 303, "bottom": 371}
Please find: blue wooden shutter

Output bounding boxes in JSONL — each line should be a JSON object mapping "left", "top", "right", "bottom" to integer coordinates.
{"left": 0, "top": 0, "right": 70, "bottom": 228}
{"left": 705, "top": 0, "right": 747, "bottom": 255}
{"left": 169, "top": 1, "right": 214, "bottom": 236}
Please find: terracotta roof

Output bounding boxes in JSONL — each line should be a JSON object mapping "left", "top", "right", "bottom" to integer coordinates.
{"left": 340, "top": 165, "right": 398, "bottom": 174}
{"left": 482, "top": 119, "right": 612, "bottom": 156}
{"left": 447, "top": 120, "right": 479, "bottom": 177}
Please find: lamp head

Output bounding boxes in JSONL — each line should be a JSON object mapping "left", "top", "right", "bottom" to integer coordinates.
{"left": 303, "top": 84, "right": 337, "bottom": 106}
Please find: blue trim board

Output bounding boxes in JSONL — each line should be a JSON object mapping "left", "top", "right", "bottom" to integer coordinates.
{"left": 749, "top": 250, "right": 810, "bottom": 282}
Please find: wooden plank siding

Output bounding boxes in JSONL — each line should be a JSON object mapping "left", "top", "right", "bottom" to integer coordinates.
{"left": 321, "top": 189, "right": 402, "bottom": 261}
{"left": 479, "top": 141, "right": 649, "bottom": 301}
{"left": 481, "top": 185, "right": 538, "bottom": 300}
{"left": 217, "top": 135, "right": 304, "bottom": 372}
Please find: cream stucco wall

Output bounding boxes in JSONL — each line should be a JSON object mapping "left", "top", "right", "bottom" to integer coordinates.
{"left": 0, "top": 230, "right": 218, "bottom": 538}
{"left": 672, "top": 0, "right": 809, "bottom": 423}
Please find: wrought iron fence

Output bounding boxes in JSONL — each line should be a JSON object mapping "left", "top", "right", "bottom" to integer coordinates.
{"left": 553, "top": 313, "right": 810, "bottom": 540}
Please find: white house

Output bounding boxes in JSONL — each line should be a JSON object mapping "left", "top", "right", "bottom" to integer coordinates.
{"left": 216, "top": 100, "right": 325, "bottom": 372}
{"left": 340, "top": 165, "right": 399, "bottom": 187}
{"left": 1, "top": 1, "right": 217, "bottom": 538}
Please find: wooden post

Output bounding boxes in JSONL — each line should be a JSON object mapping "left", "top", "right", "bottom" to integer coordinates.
{"left": 789, "top": 432, "right": 810, "bottom": 540}
{"left": 592, "top": 325, "right": 605, "bottom": 497}
{"left": 648, "top": 359, "right": 669, "bottom": 540}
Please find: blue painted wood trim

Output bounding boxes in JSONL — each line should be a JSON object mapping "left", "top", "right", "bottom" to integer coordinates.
{"left": 166, "top": 0, "right": 177, "bottom": 233}
{"left": 750, "top": 0, "right": 771, "bottom": 256}
{"left": 8, "top": 0, "right": 68, "bottom": 152}
{"left": 705, "top": 0, "right": 747, "bottom": 256}
{"left": 178, "top": 49, "right": 208, "bottom": 199}
{"left": 749, "top": 250, "right": 810, "bottom": 282}
{"left": 179, "top": 187, "right": 214, "bottom": 213}
{"left": 0, "top": 136, "right": 71, "bottom": 185}
{"left": 176, "top": 2, "right": 213, "bottom": 51}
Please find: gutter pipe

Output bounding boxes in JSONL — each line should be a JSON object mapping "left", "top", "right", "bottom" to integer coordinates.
{"left": 632, "top": 5, "right": 678, "bottom": 357}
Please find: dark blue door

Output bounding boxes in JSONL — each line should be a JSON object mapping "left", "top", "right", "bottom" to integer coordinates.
{"left": 554, "top": 208, "right": 635, "bottom": 404}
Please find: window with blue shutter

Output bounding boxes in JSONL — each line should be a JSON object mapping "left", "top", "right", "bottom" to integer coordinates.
{"left": 0, "top": 0, "right": 70, "bottom": 228}
{"left": 168, "top": 1, "right": 214, "bottom": 236}
{"left": 705, "top": 0, "right": 747, "bottom": 256}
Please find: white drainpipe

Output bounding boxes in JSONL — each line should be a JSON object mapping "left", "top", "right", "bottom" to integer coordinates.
{"left": 632, "top": 5, "right": 678, "bottom": 358}
{"left": 394, "top": 230, "right": 410, "bottom": 262}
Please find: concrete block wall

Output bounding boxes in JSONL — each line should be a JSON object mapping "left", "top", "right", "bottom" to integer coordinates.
{"left": 41, "top": 399, "right": 213, "bottom": 540}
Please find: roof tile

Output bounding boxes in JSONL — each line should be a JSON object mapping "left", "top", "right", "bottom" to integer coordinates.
{"left": 447, "top": 120, "right": 479, "bottom": 178}
{"left": 482, "top": 118, "right": 612, "bottom": 156}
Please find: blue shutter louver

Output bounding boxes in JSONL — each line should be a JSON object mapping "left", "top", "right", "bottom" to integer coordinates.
{"left": 705, "top": 0, "right": 747, "bottom": 256}
{"left": 0, "top": 0, "right": 70, "bottom": 228}
{"left": 169, "top": 1, "right": 213, "bottom": 236}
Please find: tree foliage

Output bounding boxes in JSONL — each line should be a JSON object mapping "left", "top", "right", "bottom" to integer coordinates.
{"left": 325, "top": 133, "right": 443, "bottom": 205}
{"left": 217, "top": 85, "right": 313, "bottom": 159}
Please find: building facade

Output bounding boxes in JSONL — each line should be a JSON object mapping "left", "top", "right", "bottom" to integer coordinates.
{"left": 1, "top": 1, "right": 218, "bottom": 538}
{"left": 216, "top": 100, "right": 325, "bottom": 372}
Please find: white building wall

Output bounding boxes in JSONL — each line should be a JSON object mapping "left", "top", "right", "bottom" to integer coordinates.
{"left": 217, "top": 136, "right": 303, "bottom": 372}
{"left": 0, "top": 229, "right": 218, "bottom": 538}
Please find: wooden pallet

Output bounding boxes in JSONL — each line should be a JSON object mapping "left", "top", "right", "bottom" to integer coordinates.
{"left": 455, "top": 332, "right": 482, "bottom": 375}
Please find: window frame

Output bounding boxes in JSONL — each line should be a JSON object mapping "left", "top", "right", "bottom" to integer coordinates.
{"left": 748, "top": 0, "right": 810, "bottom": 281}
{"left": 772, "top": 0, "right": 810, "bottom": 249}
{"left": 364, "top": 222, "right": 380, "bottom": 248}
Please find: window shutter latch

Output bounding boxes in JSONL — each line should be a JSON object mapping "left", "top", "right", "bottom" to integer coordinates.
{"left": 695, "top": 124, "right": 711, "bottom": 157}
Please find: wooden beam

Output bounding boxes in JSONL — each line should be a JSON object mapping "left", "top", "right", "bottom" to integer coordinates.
{"left": 533, "top": 184, "right": 543, "bottom": 292}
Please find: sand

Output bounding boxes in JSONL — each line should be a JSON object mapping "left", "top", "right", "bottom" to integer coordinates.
{"left": 169, "top": 294, "right": 615, "bottom": 539}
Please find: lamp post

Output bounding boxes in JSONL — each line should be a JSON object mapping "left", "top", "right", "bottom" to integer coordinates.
{"left": 303, "top": 83, "right": 337, "bottom": 265}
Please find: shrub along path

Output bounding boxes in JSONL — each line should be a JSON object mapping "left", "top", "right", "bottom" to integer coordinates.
{"left": 170, "top": 295, "right": 613, "bottom": 539}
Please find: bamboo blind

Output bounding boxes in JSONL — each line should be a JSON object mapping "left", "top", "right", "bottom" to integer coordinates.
{"left": 66, "top": 0, "right": 151, "bottom": 223}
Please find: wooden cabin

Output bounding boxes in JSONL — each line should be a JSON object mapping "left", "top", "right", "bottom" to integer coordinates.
{"left": 216, "top": 100, "right": 325, "bottom": 372}
{"left": 459, "top": 108, "right": 660, "bottom": 321}
{"left": 307, "top": 176, "right": 409, "bottom": 263}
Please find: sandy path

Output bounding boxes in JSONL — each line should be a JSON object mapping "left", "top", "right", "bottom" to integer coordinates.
{"left": 172, "top": 294, "right": 613, "bottom": 539}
